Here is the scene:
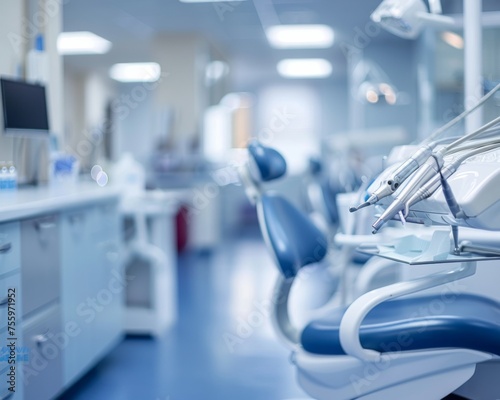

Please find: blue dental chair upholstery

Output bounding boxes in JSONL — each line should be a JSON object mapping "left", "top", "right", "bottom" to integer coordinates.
{"left": 260, "top": 193, "right": 328, "bottom": 278}
{"left": 260, "top": 189, "right": 500, "bottom": 358}
{"left": 302, "top": 294, "right": 500, "bottom": 356}
{"left": 307, "top": 157, "right": 340, "bottom": 227}
{"left": 248, "top": 141, "right": 287, "bottom": 182}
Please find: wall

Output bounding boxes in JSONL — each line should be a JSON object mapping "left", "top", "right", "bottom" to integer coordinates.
{"left": 63, "top": 68, "right": 117, "bottom": 168}
{"left": 0, "top": 0, "right": 25, "bottom": 160}
{"left": 63, "top": 69, "right": 86, "bottom": 154}
{"left": 0, "top": 0, "right": 63, "bottom": 159}
{"left": 362, "top": 41, "right": 419, "bottom": 141}
{"left": 152, "top": 34, "right": 207, "bottom": 148}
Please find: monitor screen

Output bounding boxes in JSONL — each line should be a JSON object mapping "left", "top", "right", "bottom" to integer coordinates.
{"left": 0, "top": 77, "right": 50, "bottom": 135}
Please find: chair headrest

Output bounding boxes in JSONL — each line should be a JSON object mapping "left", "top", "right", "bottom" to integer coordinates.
{"left": 248, "top": 141, "right": 287, "bottom": 182}
{"left": 258, "top": 193, "right": 328, "bottom": 278}
{"left": 308, "top": 157, "right": 323, "bottom": 176}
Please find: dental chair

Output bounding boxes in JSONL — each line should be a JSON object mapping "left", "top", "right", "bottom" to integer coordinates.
{"left": 244, "top": 144, "right": 500, "bottom": 399}
{"left": 240, "top": 141, "right": 341, "bottom": 326}
{"left": 239, "top": 140, "right": 287, "bottom": 204}
{"left": 303, "top": 157, "right": 340, "bottom": 234}
{"left": 256, "top": 179, "right": 500, "bottom": 399}
{"left": 243, "top": 141, "right": 401, "bottom": 306}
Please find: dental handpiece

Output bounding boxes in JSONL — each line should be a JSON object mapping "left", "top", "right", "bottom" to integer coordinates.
{"left": 371, "top": 153, "right": 444, "bottom": 234}
{"left": 403, "top": 142, "right": 500, "bottom": 216}
{"left": 403, "top": 163, "right": 457, "bottom": 216}
{"left": 350, "top": 143, "right": 436, "bottom": 212}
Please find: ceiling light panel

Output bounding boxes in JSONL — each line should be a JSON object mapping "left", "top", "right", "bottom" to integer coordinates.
{"left": 267, "top": 24, "right": 334, "bottom": 49}
{"left": 109, "top": 63, "right": 161, "bottom": 82}
{"left": 277, "top": 59, "right": 332, "bottom": 79}
{"left": 57, "top": 31, "right": 112, "bottom": 55}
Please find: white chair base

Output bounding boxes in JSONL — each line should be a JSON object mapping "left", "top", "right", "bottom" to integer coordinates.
{"left": 294, "top": 348, "right": 493, "bottom": 400}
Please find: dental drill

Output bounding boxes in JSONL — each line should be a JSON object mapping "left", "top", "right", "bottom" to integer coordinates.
{"left": 350, "top": 83, "right": 500, "bottom": 212}
{"left": 403, "top": 142, "right": 500, "bottom": 217}
{"left": 372, "top": 141, "right": 500, "bottom": 233}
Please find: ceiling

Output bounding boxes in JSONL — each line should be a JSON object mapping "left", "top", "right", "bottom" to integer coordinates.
{"left": 61, "top": 0, "right": 500, "bottom": 86}
{"left": 62, "top": 0, "right": 394, "bottom": 81}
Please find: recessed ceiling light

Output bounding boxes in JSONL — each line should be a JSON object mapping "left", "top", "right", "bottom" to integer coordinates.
{"left": 277, "top": 59, "right": 332, "bottom": 79}
{"left": 109, "top": 63, "right": 161, "bottom": 82}
{"left": 57, "top": 31, "right": 112, "bottom": 55}
{"left": 266, "top": 25, "right": 334, "bottom": 49}
{"left": 441, "top": 31, "right": 464, "bottom": 49}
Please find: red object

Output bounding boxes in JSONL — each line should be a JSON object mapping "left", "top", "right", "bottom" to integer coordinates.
{"left": 176, "top": 206, "right": 189, "bottom": 253}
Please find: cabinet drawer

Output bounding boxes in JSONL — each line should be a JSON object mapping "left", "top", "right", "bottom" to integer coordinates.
{"left": 22, "top": 306, "right": 63, "bottom": 400}
{"left": 21, "top": 216, "right": 60, "bottom": 316}
{"left": 0, "top": 274, "right": 20, "bottom": 331}
{"left": 0, "top": 223, "right": 20, "bottom": 277}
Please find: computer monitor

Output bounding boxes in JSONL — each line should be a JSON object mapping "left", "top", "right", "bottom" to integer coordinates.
{"left": 0, "top": 77, "right": 50, "bottom": 136}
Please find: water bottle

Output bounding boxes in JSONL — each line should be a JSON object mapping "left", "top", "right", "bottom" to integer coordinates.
{"left": 7, "top": 163, "right": 17, "bottom": 190}
{"left": 0, "top": 163, "right": 7, "bottom": 190}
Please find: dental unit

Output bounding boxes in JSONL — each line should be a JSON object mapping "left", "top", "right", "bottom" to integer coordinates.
{"left": 241, "top": 140, "right": 500, "bottom": 400}
{"left": 350, "top": 83, "right": 500, "bottom": 214}
{"left": 370, "top": 115, "right": 500, "bottom": 233}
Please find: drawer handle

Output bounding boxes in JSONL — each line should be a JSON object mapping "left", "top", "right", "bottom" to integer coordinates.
{"left": 0, "top": 243, "right": 11, "bottom": 254}
{"left": 0, "top": 297, "right": 8, "bottom": 307}
{"left": 0, "top": 391, "right": 13, "bottom": 400}
{"left": 34, "top": 333, "right": 49, "bottom": 348}
{"left": 35, "top": 221, "right": 56, "bottom": 231}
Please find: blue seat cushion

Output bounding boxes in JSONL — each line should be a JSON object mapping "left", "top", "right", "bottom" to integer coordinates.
{"left": 301, "top": 294, "right": 500, "bottom": 356}
{"left": 248, "top": 141, "right": 287, "bottom": 182}
{"left": 260, "top": 193, "right": 327, "bottom": 278}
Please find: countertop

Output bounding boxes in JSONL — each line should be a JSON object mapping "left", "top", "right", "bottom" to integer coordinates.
{"left": 0, "top": 181, "right": 123, "bottom": 222}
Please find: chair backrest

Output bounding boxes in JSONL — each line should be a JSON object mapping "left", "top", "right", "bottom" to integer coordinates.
{"left": 308, "top": 157, "right": 323, "bottom": 176}
{"left": 257, "top": 193, "right": 328, "bottom": 278}
{"left": 248, "top": 141, "right": 287, "bottom": 182}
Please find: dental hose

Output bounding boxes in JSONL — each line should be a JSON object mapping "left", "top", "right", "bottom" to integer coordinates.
{"left": 371, "top": 142, "right": 500, "bottom": 233}
{"left": 350, "top": 84, "right": 500, "bottom": 212}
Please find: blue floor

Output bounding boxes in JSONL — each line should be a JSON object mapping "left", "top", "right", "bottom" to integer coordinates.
{"left": 58, "top": 227, "right": 308, "bottom": 400}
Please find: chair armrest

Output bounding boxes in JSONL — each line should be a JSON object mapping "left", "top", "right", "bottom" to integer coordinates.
{"left": 339, "top": 261, "right": 477, "bottom": 362}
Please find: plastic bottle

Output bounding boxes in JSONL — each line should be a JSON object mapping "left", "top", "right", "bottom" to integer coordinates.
{"left": 0, "top": 163, "right": 8, "bottom": 191}
{"left": 112, "top": 153, "right": 145, "bottom": 195}
{"left": 8, "top": 163, "right": 17, "bottom": 190}
{"left": 27, "top": 34, "right": 48, "bottom": 83}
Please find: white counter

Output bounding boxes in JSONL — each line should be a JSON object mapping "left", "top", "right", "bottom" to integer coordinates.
{"left": 0, "top": 182, "right": 122, "bottom": 222}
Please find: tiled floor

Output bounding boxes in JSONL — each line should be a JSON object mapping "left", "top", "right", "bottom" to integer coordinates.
{"left": 58, "top": 227, "right": 308, "bottom": 400}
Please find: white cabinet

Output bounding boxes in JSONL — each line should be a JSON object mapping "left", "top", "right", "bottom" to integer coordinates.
{"left": 0, "top": 222, "right": 23, "bottom": 400}
{"left": 22, "top": 305, "right": 63, "bottom": 400}
{"left": 60, "top": 200, "right": 123, "bottom": 387}
{"left": 0, "top": 184, "right": 123, "bottom": 398}
{"left": 21, "top": 216, "right": 60, "bottom": 317}
{"left": 20, "top": 216, "right": 63, "bottom": 400}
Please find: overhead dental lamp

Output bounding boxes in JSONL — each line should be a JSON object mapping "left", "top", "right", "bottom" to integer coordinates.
{"left": 371, "top": 0, "right": 455, "bottom": 39}
{"left": 352, "top": 59, "right": 399, "bottom": 105}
